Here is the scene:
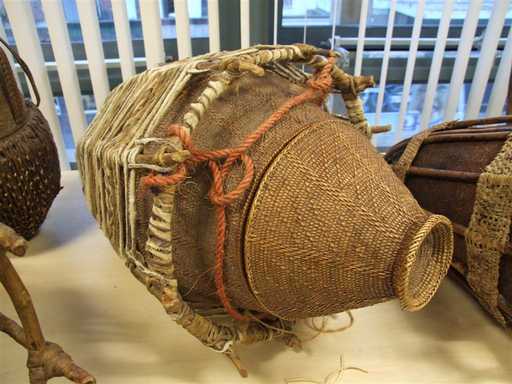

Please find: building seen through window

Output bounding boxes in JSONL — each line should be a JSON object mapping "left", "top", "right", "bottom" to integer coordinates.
{"left": 0, "top": 0, "right": 509, "bottom": 160}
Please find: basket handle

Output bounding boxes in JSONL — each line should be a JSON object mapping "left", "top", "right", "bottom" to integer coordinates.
{"left": 0, "top": 36, "right": 41, "bottom": 107}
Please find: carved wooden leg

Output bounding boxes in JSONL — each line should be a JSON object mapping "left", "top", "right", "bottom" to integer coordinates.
{"left": 0, "top": 223, "right": 95, "bottom": 384}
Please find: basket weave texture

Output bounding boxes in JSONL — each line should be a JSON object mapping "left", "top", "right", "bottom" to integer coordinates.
{"left": 0, "top": 39, "right": 60, "bottom": 239}
{"left": 244, "top": 122, "right": 452, "bottom": 318}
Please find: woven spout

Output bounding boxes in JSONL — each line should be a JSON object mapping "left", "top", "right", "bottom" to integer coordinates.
{"left": 393, "top": 214, "right": 453, "bottom": 312}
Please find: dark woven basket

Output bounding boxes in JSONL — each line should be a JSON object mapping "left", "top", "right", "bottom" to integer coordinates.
{"left": 385, "top": 116, "right": 512, "bottom": 326}
{"left": 0, "top": 38, "right": 61, "bottom": 240}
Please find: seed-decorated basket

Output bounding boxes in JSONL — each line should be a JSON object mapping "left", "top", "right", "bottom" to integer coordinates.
{"left": 78, "top": 44, "right": 453, "bottom": 375}
{"left": 386, "top": 116, "right": 512, "bottom": 327}
{"left": 0, "top": 38, "right": 61, "bottom": 240}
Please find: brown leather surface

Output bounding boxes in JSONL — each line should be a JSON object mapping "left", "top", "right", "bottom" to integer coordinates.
{"left": 385, "top": 123, "right": 512, "bottom": 322}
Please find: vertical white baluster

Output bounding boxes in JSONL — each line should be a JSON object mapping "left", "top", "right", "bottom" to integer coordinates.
{"left": 207, "top": 0, "right": 220, "bottom": 52}
{"left": 111, "top": 0, "right": 136, "bottom": 81}
{"left": 443, "top": 0, "right": 483, "bottom": 120}
{"left": 139, "top": 0, "right": 165, "bottom": 68}
{"left": 4, "top": 0, "right": 69, "bottom": 170}
{"left": 273, "top": 0, "right": 278, "bottom": 44}
{"left": 330, "top": 0, "right": 338, "bottom": 50}
{"left": 240, "top": 0, "right": 250, "bottom": 48}
{"left": 327, "top": 0, "right": 339, "bottom": 113}
{"left": 300, "top": 3, "right": 309, "bottom": 72}
{"left": 395, "top": 0, "right": 425, "bottom": 141}
{"left": 354, "top": 0, "right": 369, "bottom": 76}
{"left": 375, "top": 0, "right": 397, "bottom": 126}
{"left": 175, "top": 0, "right": 192, "bottom": 59}
{"left": 487, "top": 24, "right": 512, "bottom": 116}
{"left": 465, "top": 0, "right": 510, "bottom": 119}
{"left": 41, "top": 0, "right": 87, "bottom": 143}
{"left": 420, "top": 0, "right": 454, "bottom": 130}
{"left": 303, "top": 5, "right": 308, "bottom": 44}
{"left": 76, "top": 0, "right": 110, "bottom": 109}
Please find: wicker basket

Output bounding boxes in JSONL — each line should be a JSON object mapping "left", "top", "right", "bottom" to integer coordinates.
{"left": 0, "top": 38, "right": 61, "bottom": 240}
{"left": 386, "top": 116, "right": 512, "bottom": 327}
{"left": 78, "top": 44, "right": 453, "bottom": 367}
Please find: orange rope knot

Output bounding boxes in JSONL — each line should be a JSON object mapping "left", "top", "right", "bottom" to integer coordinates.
{"left": 141, "top": 54, "right": 337, "bottom": 321}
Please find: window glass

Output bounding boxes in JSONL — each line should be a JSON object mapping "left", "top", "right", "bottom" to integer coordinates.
{"left": 282, "top": 0, "right": 512, "bottom": 28}
{"left": 371, "top": 82, "right": 497, "bottom": 149}
{"left": 0, "top": 0, "right": 509, "bottom": 162}
{"left": 279, "top": 0, "right": 510, "bottom": 148}
{"left": 0, "top": 0, "right": 210, "bottom": 45}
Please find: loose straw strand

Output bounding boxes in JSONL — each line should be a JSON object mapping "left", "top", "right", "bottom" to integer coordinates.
{"left": 301, "top": 311, "right": 354, "bottom": 343}
{"left": 285, "top": 355, "right": 368, "bottom": 384}
{"left": 247, "top": 310, "right": 354, "bottom": 344}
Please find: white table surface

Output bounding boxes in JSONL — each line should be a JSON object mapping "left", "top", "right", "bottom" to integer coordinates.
{"left": 1, "top": 170, "right": 511, "bottom": 384}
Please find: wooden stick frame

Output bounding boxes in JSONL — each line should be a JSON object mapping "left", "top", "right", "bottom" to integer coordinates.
{"left": 0, "top": 223, "right": 95, "bottom": 384}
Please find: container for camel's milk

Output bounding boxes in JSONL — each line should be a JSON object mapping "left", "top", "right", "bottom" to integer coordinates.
{"left": 77, "top": 44, "right": 453, "bottom": 374}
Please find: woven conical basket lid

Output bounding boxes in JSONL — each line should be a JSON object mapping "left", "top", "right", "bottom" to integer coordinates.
{"left": 244, "top": 121, "right": 453, "bottom": 319}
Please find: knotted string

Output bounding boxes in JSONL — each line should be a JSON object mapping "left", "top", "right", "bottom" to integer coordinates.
{"left": 142, "top": 55, "right": 336, "bottom": 321}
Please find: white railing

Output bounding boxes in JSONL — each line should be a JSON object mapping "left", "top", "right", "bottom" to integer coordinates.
{"left": 111, "top": 0, "right": 136, "bottom": 80}
{"left": 139, "top": 0, "right": 166, "bottom": 67}
{"left": 419, "top": 0, "right": 454, "bottom": 131}
{"left": 41, "top": 0, "right": 87, "bottom": 148}
{"left": 374, "top": 0, "right": 397, "bottom": 130}
{"left": 1, "top": 0, "right": 511, "bottom": 168}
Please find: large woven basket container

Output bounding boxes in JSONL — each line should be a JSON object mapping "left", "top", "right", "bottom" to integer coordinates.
{"left": 0, "top": 38, "right": 60, "bottom": 240}
{"left": 386, "top": 116, "right": 512, "bottom": 327}
{"left": 78, "top": 44, "right": 453, "bottom": 366}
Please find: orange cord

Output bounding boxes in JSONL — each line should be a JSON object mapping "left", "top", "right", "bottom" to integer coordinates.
{"left": 142, "top": 55, "right": 336, "bottom": 321}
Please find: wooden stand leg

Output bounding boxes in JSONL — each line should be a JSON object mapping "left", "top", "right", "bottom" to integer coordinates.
{"left": 0, "top": 223, "right": 95, "bottom": 384}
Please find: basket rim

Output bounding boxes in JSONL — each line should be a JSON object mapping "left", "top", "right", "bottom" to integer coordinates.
{"left": 393, "top": 214, "right": 453, "bottom": 312}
